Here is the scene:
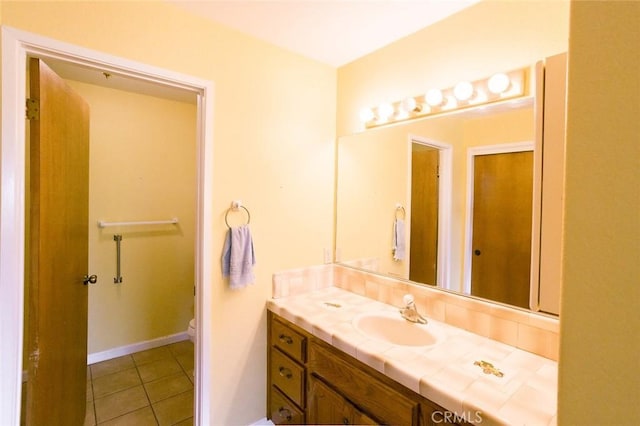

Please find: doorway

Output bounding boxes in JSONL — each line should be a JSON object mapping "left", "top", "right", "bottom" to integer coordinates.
{"left": 464, "top": 142, "right": 534, "bottom": 309}
{"left": 24, "top": 58, "right": 198, "bottom": 424}
{"left": 1, "top": 27, "right": 214, "bottom": 424}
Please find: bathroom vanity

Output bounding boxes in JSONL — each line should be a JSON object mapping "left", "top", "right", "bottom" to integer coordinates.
{"left": 266, "top": 279, "right": 558, "bottom": 425}
{"left": 268, "top": 311, "right": 451, "bottom": 425}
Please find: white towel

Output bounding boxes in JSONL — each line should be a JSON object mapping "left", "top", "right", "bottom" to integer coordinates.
{"left": 221, "top": 225, "right": 256, "bottom": 289}
{"left": 393, "top": 218, "right": 405, "bottom": 261}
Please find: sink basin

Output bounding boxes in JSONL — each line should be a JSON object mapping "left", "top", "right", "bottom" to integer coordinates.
{"left": 352, "top": 311, "right": 443, "bottom": 347}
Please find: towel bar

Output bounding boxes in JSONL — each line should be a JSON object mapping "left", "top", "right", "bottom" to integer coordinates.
{"left": 225, "top": 201, "right": 251, "bottom": 228}
{"left": 113, "top": 234, "right": 123, "bottom": 283}
{"left": 98, "top": 218, "right": 178, "bottom": 228}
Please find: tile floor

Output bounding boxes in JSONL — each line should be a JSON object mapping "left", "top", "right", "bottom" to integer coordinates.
{"left": 84, "top": 340, "right": 194, "bottom": 426}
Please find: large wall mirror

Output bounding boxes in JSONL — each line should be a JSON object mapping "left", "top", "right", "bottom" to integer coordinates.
{"left": 336, "top": 88, "right": 562, "bottom": 316}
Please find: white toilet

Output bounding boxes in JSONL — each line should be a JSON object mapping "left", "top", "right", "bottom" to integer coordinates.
{"left": 187, "top": 318, "right": 196, "bottom": 343}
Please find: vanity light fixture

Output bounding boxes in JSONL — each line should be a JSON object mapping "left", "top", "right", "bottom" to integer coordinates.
{"left": 359, "top": 107, "right": 375, "bottom": 122}
{"left": 360, "top": 67, "right": 528, "bottom": 129}
{"left": 443, "top": 95, "right": 458, "bottom": 110}
{"left": 425, "top": 88, "right": 444, "bottom": 107}
{"left": 377, "top": 102, "right": 395, "bottom": 122}
{"left": 397, "top": 97, "right": 421, "bottom": 120}
{"left": 401, "top": 96, "right": 421, "bottom": 113}
{"left": 453, "top": 81, "right": 474, "bottom": 101}
{"left": 488, "top": 72, "right": 511, "bottom": 94}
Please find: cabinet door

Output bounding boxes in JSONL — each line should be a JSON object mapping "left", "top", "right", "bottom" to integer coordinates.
{"left": 308, "top": 376, "right": 377, "bottom": 425}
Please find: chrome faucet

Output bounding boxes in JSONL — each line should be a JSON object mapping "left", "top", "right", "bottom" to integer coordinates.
{"left": 399, "top": 294, "right": 427, "bottom": 324}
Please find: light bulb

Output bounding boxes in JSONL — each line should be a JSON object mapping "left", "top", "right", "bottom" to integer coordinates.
{"left": 359, "top": 107, "right": 374, "bottom": 122}
{"left": 401, "top": 97, "right": 418, "bottom": 113}
{"left": 377, "top": 102, "right": 394, "bottom": 121}
{"left": 425, "top": 89, "right": 444, "bottom": 107}
{"left": 488, "top": 73, "right": 510, "bottom": 94}
{"left": 453, "top": 81, "right": 474, "bottom": 101}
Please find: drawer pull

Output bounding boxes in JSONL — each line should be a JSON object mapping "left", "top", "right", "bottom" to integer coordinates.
{"left": 278, "top": 366, "right": 293, "bottom": 379}
{"left": 278, "top": 407, "right": 292, "bottom": 421}
{"left": 278, "top": 334, "right": 293, "bottom": 344}
{"left": 342, "top": 417, "right": 350, "bottom": 425}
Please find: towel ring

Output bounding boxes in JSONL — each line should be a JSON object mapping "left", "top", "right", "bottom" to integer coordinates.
{"left": 225, "top": 205, "right": 251, "bottom": 228}
{"left": 395, "top": 205, "right": 406, "bottom": 220}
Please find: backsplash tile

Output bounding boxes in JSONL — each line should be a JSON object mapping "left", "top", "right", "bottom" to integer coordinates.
{"left": 272, "top": 264, "right": 334, "bottom": 298}
{"left": 273, "top": 264, "right": 559, "bottom": 360}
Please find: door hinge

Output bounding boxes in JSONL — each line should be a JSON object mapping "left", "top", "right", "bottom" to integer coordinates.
{"left": 26, "top": 98, "right": 40, "bottom": 120}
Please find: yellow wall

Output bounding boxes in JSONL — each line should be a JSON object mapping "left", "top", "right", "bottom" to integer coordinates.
{"left": 559, "top": 1, "right": 640, "bottom": 424}
{"left": 1, "top": 1, "right": 337, "bottom": 424}
{"left": 337, "top": 0, "right": 569, "bottom": 136}
{"left": 64, "top": 80, "right": 197, "bottom": 354}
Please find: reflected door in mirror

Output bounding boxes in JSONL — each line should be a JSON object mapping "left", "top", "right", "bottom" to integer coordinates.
{"left": 410, "top": 144, "right": 439, "bottom": 285}
{"left": 471, "top": 151, "right": 533, "bottom": 309}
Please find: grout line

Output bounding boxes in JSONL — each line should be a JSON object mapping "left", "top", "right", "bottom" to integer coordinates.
{"left": 137, "top": 364, "right": 160, "bottom": 425}
{"left": 88, "top": 342, "right": 194, "bottom": 425}
{"left": 88, "top": 365, "right": 97, "bottom": 426}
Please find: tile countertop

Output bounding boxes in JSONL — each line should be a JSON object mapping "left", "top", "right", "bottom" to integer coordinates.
{"left": 267, "top": 286, "right": 558, "bottom": 426}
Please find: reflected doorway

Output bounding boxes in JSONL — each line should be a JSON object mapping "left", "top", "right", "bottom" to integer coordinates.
{"left": 468, "top": 146, "right": 534, "bottom": 309}
{"left": 407, "top": 136, "right": 452, "bottom": 290}
{"left": 409, "top": 144, "right": 440, "bottom": 285}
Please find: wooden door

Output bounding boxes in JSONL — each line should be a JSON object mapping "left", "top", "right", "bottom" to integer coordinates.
{"left": 470, "top": 151, "right": 533, "bottom": 309}
{"left": 25, "top": 58, "right": 91, "bottom": 425}
{"left": 409, "top": 145, "right": 439, "bottom": 285}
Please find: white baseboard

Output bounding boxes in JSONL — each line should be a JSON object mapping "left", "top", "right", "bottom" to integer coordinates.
{"left": 87, "top": 332, "right": 189, "bottom": 365}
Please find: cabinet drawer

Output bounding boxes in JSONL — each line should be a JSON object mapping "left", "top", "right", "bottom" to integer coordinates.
{"left": 309, "top": 341, "right": 419, "bottom": 426}
{"left": 270, "top": 348, "right": 305, "bottom": 407}
{"left": 271, "top": 317, "right": 306, "bottom": 362}
{"left": 269, "top": 386, "right": 305, "bottom": 425}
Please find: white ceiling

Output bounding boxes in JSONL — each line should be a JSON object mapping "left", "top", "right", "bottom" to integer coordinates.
{"left": 169, "top": 0, "right": 481, "bottom": 67}
{"left": 48, "top": 0, "right": 480, "bottom": 103}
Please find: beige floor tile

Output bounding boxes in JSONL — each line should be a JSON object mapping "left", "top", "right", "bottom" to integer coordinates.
{"left": 84, "top": 401, "right": 96, "bottom": 426}
{"left": 98, "top": 406, "right": 158, "bottom": 426}
{"left": 168, "top": 340, "right": 194, "bottom": 357}
{"left": 152, "top": 390, "right": 193, "bottom": 426}
{"left": 176, "top": 352, "right": 194, "bottom": 373}
{"left": 91, "top": 355, "right": 135, "bottom": 379}
{"left": 144, "top": 373, "right": 193, "bottom": 403}
{"left": 93, "top": 368, "right": 142, "bottom": 399}
{"left": 94, "top": 385, "right": 149, "bottom": 423}
{"left": 132, "top": 346, "right": 172, "bottom": 366}
{"left": 172, "top": 417, "right": 193, "bottom": 426}
{"left": 138, "top": 358, "right": 183, "bottom": 383}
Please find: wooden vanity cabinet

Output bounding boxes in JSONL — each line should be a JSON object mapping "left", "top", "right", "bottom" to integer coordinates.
{"left": 267, "top": 312, "right": 462, "bottom": 425}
